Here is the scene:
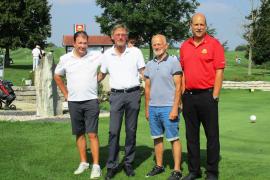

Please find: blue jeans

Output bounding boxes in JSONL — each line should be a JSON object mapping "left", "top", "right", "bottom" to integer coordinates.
{"left": 149, "top": 106, "right": 180, "bottom": 141}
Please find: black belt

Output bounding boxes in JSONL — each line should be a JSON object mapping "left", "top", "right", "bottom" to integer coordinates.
{"left": 111, "top": 86, "right": 140, "bottom": 93}
{"left": 184, "top": 88, "right": 213, "bottom": 95}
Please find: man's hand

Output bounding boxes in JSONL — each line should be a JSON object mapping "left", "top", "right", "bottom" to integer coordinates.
{"left": 64, "top": 94, "right": 68, "bottom": 101}
{"left": 145, "top": 109, "right": 149, "bottom": 121}
{"left": 169, "top": 108, "right": 178, "bottom": 120}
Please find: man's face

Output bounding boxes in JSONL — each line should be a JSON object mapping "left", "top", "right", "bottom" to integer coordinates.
{"left": 112, "top": 28, "right": 128, "bottom": 47}
{"left": 73, "top": 35, "right": 88, "bottom": 57}
{"left": 191, "top": 15, "right": 207, "bottom": 39}
{"left": 152, "top": 36, "right": 167, "bottom": 57}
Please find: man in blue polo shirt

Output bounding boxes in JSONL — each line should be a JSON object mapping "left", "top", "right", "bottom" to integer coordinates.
{"left": 144, "top": 34, "right": 183, "bottom": 180}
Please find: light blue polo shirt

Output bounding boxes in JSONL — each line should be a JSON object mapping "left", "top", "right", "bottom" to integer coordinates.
{"left": 144, "top": 55, "right": 182, "bottom": 106}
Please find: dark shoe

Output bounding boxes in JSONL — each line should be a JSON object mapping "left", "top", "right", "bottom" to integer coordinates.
{"left": 123, "top": 164, "right": 135, "bottom": 176}
{"left": 182, "top": 172, "right": 202, "bottom": 180}
{"left": 145, "top": 165, "right": 165, "bottom": 177}
{"left": 206, "top": 173, "right": 218, "bottom": 180}
{"left": 168, "top": 170, "right": 182, "bottom": 180}
{"left": 105, "top": 168, "right": 117, "bottom": 180}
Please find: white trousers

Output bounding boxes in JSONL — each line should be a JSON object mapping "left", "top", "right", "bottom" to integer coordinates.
{"left": 33, "top": 57, "right": 40, "bottom": 70}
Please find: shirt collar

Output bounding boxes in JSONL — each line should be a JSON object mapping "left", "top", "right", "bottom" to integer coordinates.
{"left": 188, "top": 34, "right": 210, "bottom": 47}
{"left": 110, "top": 45, "right": 130, "bottom": 56}
{"left": 71, "top": 49, "right": 89, "bottom": 59}
{"left": 154, "top": 53, "right": 169, "bottom": 63}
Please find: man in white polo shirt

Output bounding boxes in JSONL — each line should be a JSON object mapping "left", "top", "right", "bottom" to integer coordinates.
{"left": 54, "top": 31, "right": 101, "bottom": 179}
{"left": 98, "top": 24, "right": 145, "bottom": 179}
{"left": 32, "top": 45, "right": 41, "bottom": 70}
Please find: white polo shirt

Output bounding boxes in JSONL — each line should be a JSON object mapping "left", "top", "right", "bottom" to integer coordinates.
{"left": 100, "top": 46, "right": 145, "bottom": 89}
{"left": 32, "top": 48, "right": 41, "bottom": 57}
{"left": 55, "top": 50, "right": 102, "bottom": 101}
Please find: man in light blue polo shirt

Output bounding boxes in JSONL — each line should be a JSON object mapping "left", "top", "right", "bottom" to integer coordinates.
{"left": 144, "top": 34, "right": 183, "bottom": 180}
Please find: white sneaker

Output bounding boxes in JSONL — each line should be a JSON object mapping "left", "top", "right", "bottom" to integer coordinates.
{"left": 90, "top": 164, "right": 102, "bottom": 179}
{"left": 74, "top": 162, "right": 89, "bottom": 175}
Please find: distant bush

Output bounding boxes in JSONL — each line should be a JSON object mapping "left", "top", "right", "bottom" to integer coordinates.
{"left": 46, "top": 42, "right": 57, "bottom": 48}
{"left": 235, "top": 45, "right": 247, "bottom": 51}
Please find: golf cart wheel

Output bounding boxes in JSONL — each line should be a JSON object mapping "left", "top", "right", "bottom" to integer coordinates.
{"left": 9, "top": 104, "right": 16, "bottom": 110}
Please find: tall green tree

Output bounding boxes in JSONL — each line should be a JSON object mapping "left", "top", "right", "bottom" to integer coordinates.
{"left": 251, "top": 0, "right": 270, "bottom": 65}
{"left": 95, "top": 0, "right": 199, "bottom": 59}
{"left": 0, "top": 0, "right": 51, "bottom": 66}
{"left": 244, "top": 0, "right": 270, "bottom": 66}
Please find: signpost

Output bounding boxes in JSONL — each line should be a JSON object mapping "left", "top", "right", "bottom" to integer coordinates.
{"left": 74, "top": 24, "right": 86, "bottom": 33}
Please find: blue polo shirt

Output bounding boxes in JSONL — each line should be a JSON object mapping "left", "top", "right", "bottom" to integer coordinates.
{"left": 144, "top": 55, "right": 182, "bottom": 106}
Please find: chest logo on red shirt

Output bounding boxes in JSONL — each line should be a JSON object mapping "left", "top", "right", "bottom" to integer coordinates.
{"left": 201, "top": 48, "right": 208, "bottom": 54}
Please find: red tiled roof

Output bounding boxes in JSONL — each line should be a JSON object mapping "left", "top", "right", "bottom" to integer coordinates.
{"left": 63, "top": 35, "right": 113, "bottom": 46}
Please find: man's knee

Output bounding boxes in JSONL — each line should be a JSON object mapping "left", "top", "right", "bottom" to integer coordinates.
{"left": 88, "top": 133, "right": 98, "bottom": 140}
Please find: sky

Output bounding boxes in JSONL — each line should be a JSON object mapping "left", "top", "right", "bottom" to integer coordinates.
{"left": 47, "top": 0, "right": 261, "bottom": 50}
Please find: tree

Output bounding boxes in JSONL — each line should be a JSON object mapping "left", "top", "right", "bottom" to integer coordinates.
{"left": 0, "top": 0, "right": 51, "bottom": 66}
{"left": 249, "top": 0, "right": 270, "bottom": 65}
{"left": 95, "top": 0, "right": 199, "bottom": 59}
{"left": 222, "top": 40, "right": 229, "bottom": 51}
{"left": 244, "top": 0, "right": 269, "bottom": 77}
{"left": 235, "top": 44, "right": 247, "bottom": 51}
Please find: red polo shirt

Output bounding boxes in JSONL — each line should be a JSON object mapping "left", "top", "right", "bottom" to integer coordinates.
{"left": 180, "top": 34, "right": 225, "bottom": 90}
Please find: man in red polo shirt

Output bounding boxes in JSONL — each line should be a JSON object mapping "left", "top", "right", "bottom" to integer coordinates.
{"left": 180, "top": 13, "right": 225, "bottom": 180}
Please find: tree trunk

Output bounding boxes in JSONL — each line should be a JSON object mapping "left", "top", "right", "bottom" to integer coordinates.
{"left": 248, "top": 45, "right": 252, "bottom": 75}
{"left": 4, "top": 46, "right": 10, "bottom": 67}
{"left": 149, "top": 41, "right": 153, "bottom": 60}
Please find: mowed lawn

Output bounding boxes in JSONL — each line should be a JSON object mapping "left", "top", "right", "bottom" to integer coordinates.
{"left": 0, "top": 90, "right": 270, "bottom": 180}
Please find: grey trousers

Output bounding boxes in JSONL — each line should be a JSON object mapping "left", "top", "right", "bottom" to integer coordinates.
{"left": 106, "top": 89, "right": 141, "bottom": 169}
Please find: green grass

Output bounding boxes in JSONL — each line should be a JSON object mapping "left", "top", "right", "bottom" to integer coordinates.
{"left": 4, "top": 47, "right": 65, "bottom": 85}
{"left": 1, "top": 90, "right": 270, "bottom": 179}
{"left": 3, "top": 48, "right": 270, "bottom": 85}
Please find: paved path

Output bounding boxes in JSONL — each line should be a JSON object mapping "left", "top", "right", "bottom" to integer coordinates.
{"left": 0, "top": 101, "right": 109, "bottom": 122}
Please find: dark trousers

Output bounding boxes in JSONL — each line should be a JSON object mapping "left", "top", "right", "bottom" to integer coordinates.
{"left": 182, "top": 90, "right": 220, "bottom": 175}
{"left": 106, "top": 90, "right": 141, "bottom": 169}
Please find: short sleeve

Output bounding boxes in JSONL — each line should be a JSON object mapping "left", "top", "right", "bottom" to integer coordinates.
{"left": 171, "top": 57, "right": 182, "bottom": 75}
{"left": 214, "top": 41, "right": 226, "bottom": 69}
{"left": 54, "top": 58, "right": 66, "bottom": 76}
{"left": 91, "top": 51, "right": 103, "bottom": 66}
{"left": 100, "top": 54, "right": 108, "bottom": 74}
{"left": 144, "top": 62, "right": 150, "bottom": 78}
{"left": 136, "top": 48, "right": 145, "bottom": 69}
{"left": 179, "top": 46, "right": 184, "bottom": 70}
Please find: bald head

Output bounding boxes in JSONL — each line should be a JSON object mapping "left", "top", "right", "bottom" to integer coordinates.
{"left": 190, "top": 13, "right": 207, "bottom": 40}
{"left": 191, "top": 13, "right": 207, "bottom": 25}
{"left": 151, "top": 34, "right": 168, "bottom": 59}
{"left": 151, "top": 34, "right": 167, "bottom": 45}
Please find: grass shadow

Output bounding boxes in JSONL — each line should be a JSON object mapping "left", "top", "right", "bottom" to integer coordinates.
{"left": 8, "top": 64, "right": 32, "bottom": 70}
{"left": 162, "top": 149, "right": 219, "bottom": 172}
{"left": 86, "top": 145, "right": 109, "bottom": 169}
{"left": 86, "top": 145, "right": 152, "bottom": 170}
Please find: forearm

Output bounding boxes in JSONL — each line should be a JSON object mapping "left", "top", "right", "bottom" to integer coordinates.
{"left": 54, "top": 75, "right": 68, "bottom": 99}
{"left": 172, "top": 75, "right": 181, "bottom": 111}
{"left": 181, "top": 73, "right": 185, "bottom": 94}
{"left": 213, "top": 69, "right": 224, "bottom": 97}
{"left": 144, "top": 79, "right": 150, "bottom": 113}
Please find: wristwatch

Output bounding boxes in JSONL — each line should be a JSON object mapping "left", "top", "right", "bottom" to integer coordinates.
{"left": 213, "top": 96, "right": 219, "bottom": 102}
